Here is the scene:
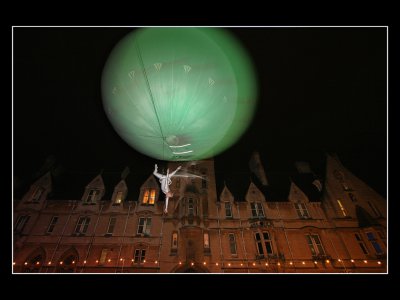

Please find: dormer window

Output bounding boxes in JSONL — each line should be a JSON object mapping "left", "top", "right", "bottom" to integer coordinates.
{"left": 114, "top": 191, "right": 124, "bottom": 205}
{"left": 85, "top": 189, "right": 99, "bottom": 204}
{"left": 31, "top": 187, "right": 44, "bottom": 203}
{"left": 250, "top": 202, "right": 264, "bottom": 218}
{"left": 142, "top": 188, "right": 156, "bottom": 205}
{"left": 225, "top": 202, "right": 233, "bottom": 218}
{"left": 295, "top": 203, "right": 310, "bottom": 218}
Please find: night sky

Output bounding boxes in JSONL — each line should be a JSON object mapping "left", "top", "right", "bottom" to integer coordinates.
{"left": 13, "top": 27, "right": 387, "bottom": 198}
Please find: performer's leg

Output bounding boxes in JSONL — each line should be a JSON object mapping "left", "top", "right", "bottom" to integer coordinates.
{"left": 164, "top": 196, "right": 169, "bottom": 213}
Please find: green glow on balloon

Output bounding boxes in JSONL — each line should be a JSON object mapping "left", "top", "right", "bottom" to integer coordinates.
{"left": 102, "top": 28, "right": 258, "bottom": 161}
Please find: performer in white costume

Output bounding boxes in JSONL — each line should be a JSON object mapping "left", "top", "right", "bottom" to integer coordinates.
{"left": 153, "top": 164, "right": 181, "bottom": 213}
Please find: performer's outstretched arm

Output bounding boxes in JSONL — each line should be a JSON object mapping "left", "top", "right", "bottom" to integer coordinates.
{"left": 169, "top": 165, "right": 182, "bottom": 177}
{"left": 153, "top": 164, "right": 163, "bottom": 179}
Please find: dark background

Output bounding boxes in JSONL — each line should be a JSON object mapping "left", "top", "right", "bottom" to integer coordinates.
{"left": 13, "top": 27, "right": 387, "bottom": 198}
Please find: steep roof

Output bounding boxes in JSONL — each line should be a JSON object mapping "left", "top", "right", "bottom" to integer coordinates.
{"left": 291, "top": 173, "right": 323, "bottom": 202}
{"left": 356, "top": 205, "right": 380, "bottom": 228}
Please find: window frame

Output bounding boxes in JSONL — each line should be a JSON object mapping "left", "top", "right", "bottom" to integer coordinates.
{"left": 188, "top": 197, "right": 195, "bottom": 215}
{"left": 367, "top": 201, "right": 380, "bottom": 217}
{"left": 366, "top": 231, "right": 384, "bottom": 254}
{"left": 204, "top": 232, "right": 210, "bottom": 249}
{"left": 85, "top": 189, "right": 99, "bottom": 204}
{"left": 74, "top": 216, "right": 90, "bottom": 234}
{"left": 134, "top": 249, "right": 146, "bottom": 263}
{"left": 106, "top": 217, "right": 117, "bottom": 235}
{"left": 46, "top": 216, "right": 59, "bottom": 234}
{"left": 250, "top": 202, "right": 265, "bottom": 218}
{"left": 224, "top": 202, "right": 233, "bottom": 218}
{"left": 137, "top": 217, "right": 152, "bottom": 235}
{"left": 99, "top": 249, "right": 110, "bottom": 264}
{"left": 31, "top": 187, "right": 44, "bottom": 203}
{"left": 336, "top": 199, "right": 348, "bottom": 217}
{"left": 305, "top": 234, "right": 325, "bottom": 256}
{"left": 171, "top": 232, "right": 178, "bottom": 249}
{"left": 114, "top": 191, "right": 124, "bottom": 205}
{"left": 355, "top": 233, "right": 369, "bottom": 255}
{"left": 295, "top": 203, "right": 310, "bottom": 218}
{"left": 228, "top": 233, "right": 237, "bottom": 255}
{"left": 15, "top": 215, "right": 31, "bottom": 232}
{"left": 142, "top": 188, "right": 156, "bottom": 205}
{"left": 254, "top": 231, "right": 273, "bottom": 256}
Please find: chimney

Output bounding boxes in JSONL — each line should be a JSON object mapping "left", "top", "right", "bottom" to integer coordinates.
{"left": 249, "top": 151, "right": 268, "bottom": 186}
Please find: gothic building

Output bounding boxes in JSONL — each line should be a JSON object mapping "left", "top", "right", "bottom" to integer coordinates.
{"left": 13, "top": 153, "right": 387, "bottom": 273}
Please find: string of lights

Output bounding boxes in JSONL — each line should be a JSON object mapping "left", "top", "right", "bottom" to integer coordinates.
{"left": 14, "top": 258, "right": 384, "bottom": 268}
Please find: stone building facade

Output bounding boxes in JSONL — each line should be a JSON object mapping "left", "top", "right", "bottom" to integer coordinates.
{"left": 13, "top": 153, "right": 387, "bottom": 273}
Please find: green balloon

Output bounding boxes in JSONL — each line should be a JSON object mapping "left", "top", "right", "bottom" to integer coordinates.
{"left": 102, "top": 28, "right": 257, "bottom": 161}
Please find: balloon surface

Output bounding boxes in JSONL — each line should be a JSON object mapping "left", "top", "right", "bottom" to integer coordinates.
{"left": 102, "top": 28, "right": 257, "bottom": 161}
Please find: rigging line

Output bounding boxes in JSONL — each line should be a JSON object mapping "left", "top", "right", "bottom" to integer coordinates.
{"left": 136, "top": 43, "right": 166, "bottom": 160}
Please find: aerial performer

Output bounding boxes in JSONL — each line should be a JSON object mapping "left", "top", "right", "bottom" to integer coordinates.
{"left": 153, "top": 164, "right": 181, "bottom": 213}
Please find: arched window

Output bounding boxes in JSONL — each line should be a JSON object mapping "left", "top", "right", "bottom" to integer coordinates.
{"left": 23, "top": 253, "right": 45, "bottom": 273}
{"left": 57, "top": 249, "right": 79, "bottom": 273}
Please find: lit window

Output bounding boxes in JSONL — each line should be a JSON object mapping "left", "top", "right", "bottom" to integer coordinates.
{"left": 114, "top": 191, "right": 124, "bottom": 205}
{"left": 137, "top": 217, "right": 151, "bottom": 235}
{"left": 142, "top": 189, "right": 156, "bottom": 205}
{"left": 149, "top": 189, "right": 156, "bottom": 205}
{"left": 74, "top": 217, "right": 90, "bottom": 234}
{"left": 295, "top": 203, "right": 310, "bottom": 218}
{"left": 106, "top": 217, "right": 116, "bottom": 235}
{"left": 85, "top": 189, "right": 98, "bottom": 203}
{"left": 366, "top": 232, "right": 383, "bottom": 254}
{"left": 228, "top": 233, "right": 237, "bottom": 255}
{"left": 172, "top": 232, "right": 178, "bottom": 249}
{"left": 134, "top": 249, "right": 146, "bottom": 263}
{"left": 306, "top": 234, "right": 325, "bottom": 256}
{"left": 204, "top": 232, "right": 210, "bottom": 249}
{"left": 31, "top": 187, "right": 44, "bottom": 202}
{"left": 47, "top": 216, "right": 58, "bottom": 234}
{"left": 14, "top": 215, "right": 31, "bottom": 233}
{"left": 99, "top": 249, "right": 109, "bottom": 264}
{"left": 250, "top": 202, "right": 264, "bottom": 218}
{"left": 337, "top": 200, "right": 347, "bottom": 217}
{"left": 225, "top": 202, "right": 232, "bottom": 218}
{"left": 355, "top": 233, "right": 369, "bottom": 254}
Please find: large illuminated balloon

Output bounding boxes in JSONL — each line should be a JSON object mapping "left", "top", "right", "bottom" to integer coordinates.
{"left": 102, "top": 28, "right": 257, "bottom": 161}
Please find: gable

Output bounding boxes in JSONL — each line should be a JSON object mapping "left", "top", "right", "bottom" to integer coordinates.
{"left": 114, "top": 180, "right": 127, "bottom": 191}
{"left": 288, "top": 181, "right": 309, "bottom": 203}
{"left": 33, "top": 171, "right": 52, "bottom": 191}
{"left": 220, "top": 185, "right": 234, "bottom": 202}
{"left": 86, "top": 174, "right": 105, "bottom": 190}
{"left": 141, "top": 175, "right": 160, "bottom": 190}
{"left": 245, "top": 182, "right": 265, "bottom": 202}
